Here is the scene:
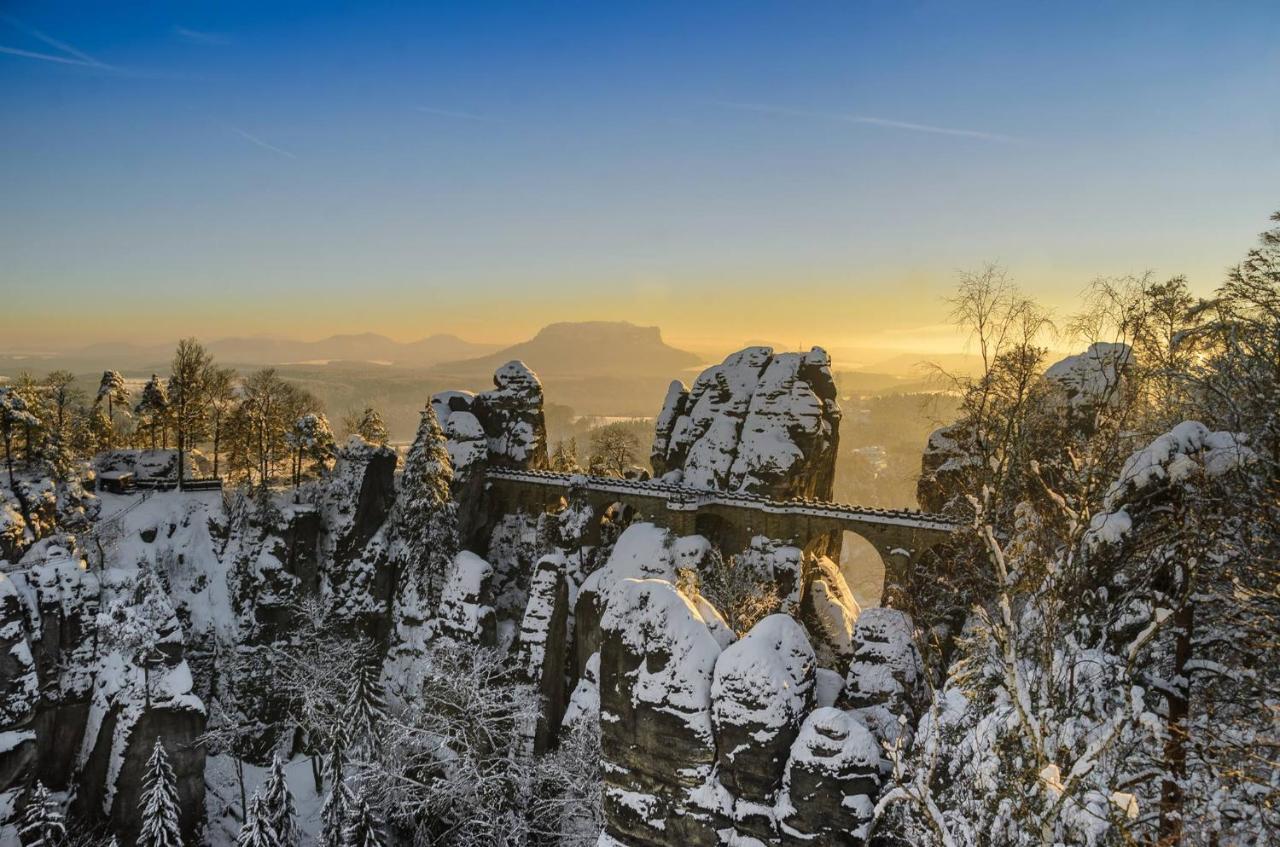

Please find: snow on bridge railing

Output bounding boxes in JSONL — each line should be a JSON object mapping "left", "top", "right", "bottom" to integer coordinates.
{"left": 484, "top": 468, "right": 960, "bottom": 533}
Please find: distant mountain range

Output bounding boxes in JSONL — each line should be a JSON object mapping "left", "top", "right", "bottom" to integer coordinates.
{"left": 38, "top": 333, "right": 500, "bottom": 371}
{"left": 433, "top": 321, "right": 704, "bottom": 379}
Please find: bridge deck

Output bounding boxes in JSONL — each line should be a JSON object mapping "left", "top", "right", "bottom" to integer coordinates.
{"left": 485, "top": 468, "right": 960, "bottom": 533}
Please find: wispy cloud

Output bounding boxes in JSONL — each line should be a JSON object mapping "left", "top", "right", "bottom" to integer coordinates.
{"left": 412, "top": 106, "right": 499, "bottom": 123}
{"left": 720, "top": 101, "right": 1020, "bottom": 143}
{"left": 0, "top": 45, "right": 106, "bottom": 68}
{"left": 0, "top": 14, "right": 116, "bottom": 71}
{"left": 175, "top": 26, "right": 230, "bottom": 46}
{"left": 226, "top": 126, "right": 296, "bottom": 159}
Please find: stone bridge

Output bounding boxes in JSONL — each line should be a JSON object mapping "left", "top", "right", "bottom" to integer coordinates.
{"left": 484, "top": 468, "right": 959, "bottom": 576}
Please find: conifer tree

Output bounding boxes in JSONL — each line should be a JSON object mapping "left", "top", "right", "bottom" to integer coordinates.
{"left": 349, "top": 406, "right": 389, "bottom": 446}
{"left": 259, "top": 755, "right": 299, "bottom": 847}
{"left": 137, "top": 738, "right": 183, "bottom": 847}
{"left": 18, "top": 780, "right": 65, "bottom": 847}
{"left": 134, "top": 375, "right": 169, "bottom": 452}
{"left": 343, "top": 789, "right": 384, "bottom": 847}
{"left": 319, "top": 747, "right": 352, "bottom": 847}
{"left": 235, "top": 792, "right": 277, "bottom": 847}
{"left": 345, "top": 656, "right": 388, "bottom": 751}
{"left": 95, "top": 370, "right": 129, "bottom": 448}
{"left": 392, "top": 405, "right": 457, "bottom": 612}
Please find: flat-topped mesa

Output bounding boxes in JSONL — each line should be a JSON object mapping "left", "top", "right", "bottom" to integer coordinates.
{"left": 651, "top": 346, "right": 841, "bottom": 502}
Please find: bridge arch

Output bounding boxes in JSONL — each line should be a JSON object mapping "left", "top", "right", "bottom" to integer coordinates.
{"left": 840, "top": 530, "right": 886, "bottom": 608}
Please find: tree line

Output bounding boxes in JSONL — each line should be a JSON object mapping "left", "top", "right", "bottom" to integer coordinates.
{"left": 0, "top": 339, "right": 396, "bottom": 492}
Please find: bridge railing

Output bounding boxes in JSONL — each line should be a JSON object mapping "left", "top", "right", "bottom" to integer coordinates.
{"left": 484, "top": 468, "right": 960, "bottom": 532}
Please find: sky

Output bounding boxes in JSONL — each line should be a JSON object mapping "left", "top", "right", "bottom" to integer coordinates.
{"left": 1, "top": 0, "right": 1278, "bottom": 357}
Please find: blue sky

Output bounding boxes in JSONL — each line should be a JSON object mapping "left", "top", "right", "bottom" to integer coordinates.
{"left": 1, "top": 1, "right": 1277, "bottom": 353}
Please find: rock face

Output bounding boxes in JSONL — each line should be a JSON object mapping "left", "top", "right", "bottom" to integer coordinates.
{"left": 435, "top": 551, "right": 498, "bottom": 646}
{"left": 839, "top": 608, "right": 926, "bottom": 747}
{"left": 916, "top": 423, "right": 978, "bottom": 515}
{"left": 1042, "top": 341, "right": 1133, "bottom": 413}
{"left": 711, "top": 614, "right": 815, "bottom": 841}
{"left": 777, "top": 707, "right": 882, "bottom": 845}
{"left": 513, "top": 552, "right": 572, "bottom": 753}
{"left": 598, "top": 578, "right": 725, "bottom": 847}
{"left": 651, "top": 347, "right": 841, "bottom": 501}
{"left": 314, "top": 436, "right": 398, "bottom": 638}
{"left": 433, "top": 360, "right": 550, "bottom": 545}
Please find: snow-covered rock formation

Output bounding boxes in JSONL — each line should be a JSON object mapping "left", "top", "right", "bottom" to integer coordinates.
{"left": 433, "top": 360, "right": 550, "bottom": 545}
{"left": 651, "top": 347, "right": 841, "bottom": 501}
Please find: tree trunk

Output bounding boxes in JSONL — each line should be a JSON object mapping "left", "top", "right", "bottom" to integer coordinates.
{"left": 1159, "top": 600, "right": 1194, "bottom": 845}
{"left": 213, "top": 417, "right": 221, "bottom": 478}
{"left": 178, "top": 428, "right": 186, "bottom": 491}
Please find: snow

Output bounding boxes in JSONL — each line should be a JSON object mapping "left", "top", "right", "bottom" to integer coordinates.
{"left": 1042, "top": 342, "right": 1132, "bottom": 409}
{"left": 204, "top": 753, "right": 328, "bottom": 847}
{"left": 600, "top": 578, "right": 724, "bottom": 738}
{"left": 711, "top": 614, "right": 814, "bottom": 747}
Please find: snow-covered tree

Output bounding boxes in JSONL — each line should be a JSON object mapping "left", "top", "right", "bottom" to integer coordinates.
{"left": 286, "top": 413, "right": 336, "bottom": 487}
{"left": 390, "top": 405, "right": 457, "bottom": 614}
{"left": 94, "top": 370, "right": 129, "bottom": 448}
{"left": 168, "top": 338, "right": 213, "bottom": 489}
{"left": 137, "top": 739, "right": 183, "bottom": 847}
{"left": 134, "top": 374, "right": 170, "bottom": 452}
{"left": 319, "top": 748, "right": 354, "bottom": 847}
{"left": 235, "top": 793, "right": 277, "bottom": 847}
{"left": 96, "top": 568, "right": 179, "bottom": 710}
{"left": 0, "top": 385, "right": 39, "bottom": 489}
{"left": 343, "top": 789, "right": 384, "bottom": 847}
{"left": 18, "top": 781, "right": 65, "bottom": 847}
{"left": 350, "top": 640, "right": 540, "bottom": 846}
{"left": 345, "top": 407, "right": 388, "bottom": 446}
{"left": 205, "top": 365, "right": 238, "bottom": 478}
{"left": 260, "top": 755, "right": 300, "bottom": 847}
{"left": 344, "top": 658, "right": 387, "bottom": 754}
{"left": 549, "top": 438, "right": 581, "bottom": 473}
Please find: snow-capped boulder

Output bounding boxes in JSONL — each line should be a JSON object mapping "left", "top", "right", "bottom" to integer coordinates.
{"left": 598, "top": 578, "right": 725, "bottom": 847}
{"left": 651, "top": 347, "right": 841, "bottom": 500}
{"left": 776, "top": 707, "right": 881, "bottom": 846}
{"left": 711, "top": 614, "right": 816, "bottom": 841}
{"left": 574, "top": 523, "right": 682, "bottom": 674}
{"left": 435, "top": 551, "right": 497, "bottom": 646}
{"left": 1043, "top": 342, "right": 1133, "bottom": 412}
{"left": 839, "top": 608, "right": 924, "bottom": 749}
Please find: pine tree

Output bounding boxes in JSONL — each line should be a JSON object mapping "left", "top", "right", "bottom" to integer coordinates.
{"left": 235, "top": 792, "right": 277, "bottom": 847}
{"left": 259, "top": 755, "right": 299, "bottom": 847}
{"left": 392, "top": 405, "right": 457, "bottom": 613}
{"left": 345, "top": 657, "right": 388, "bottom": 751}
{"left": 343, "top": 790, "right": 384, "bottom": 847}
{"left": 134, "top": 375, "right": 169, "bottom": 452}
{"left": 319, "top": 748, "right": 352, "bottom": 847}
{"left": 350, "top": 406, "right": 389, "bottom": 445}
{"left": 95, "top": 369, "right": 128, "bottom": 448}
{"left": 18, "top": 780, "right": 65, "bottom": 847}
{"left": 137, "top": 738, "right": 183, "bottom": 847}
